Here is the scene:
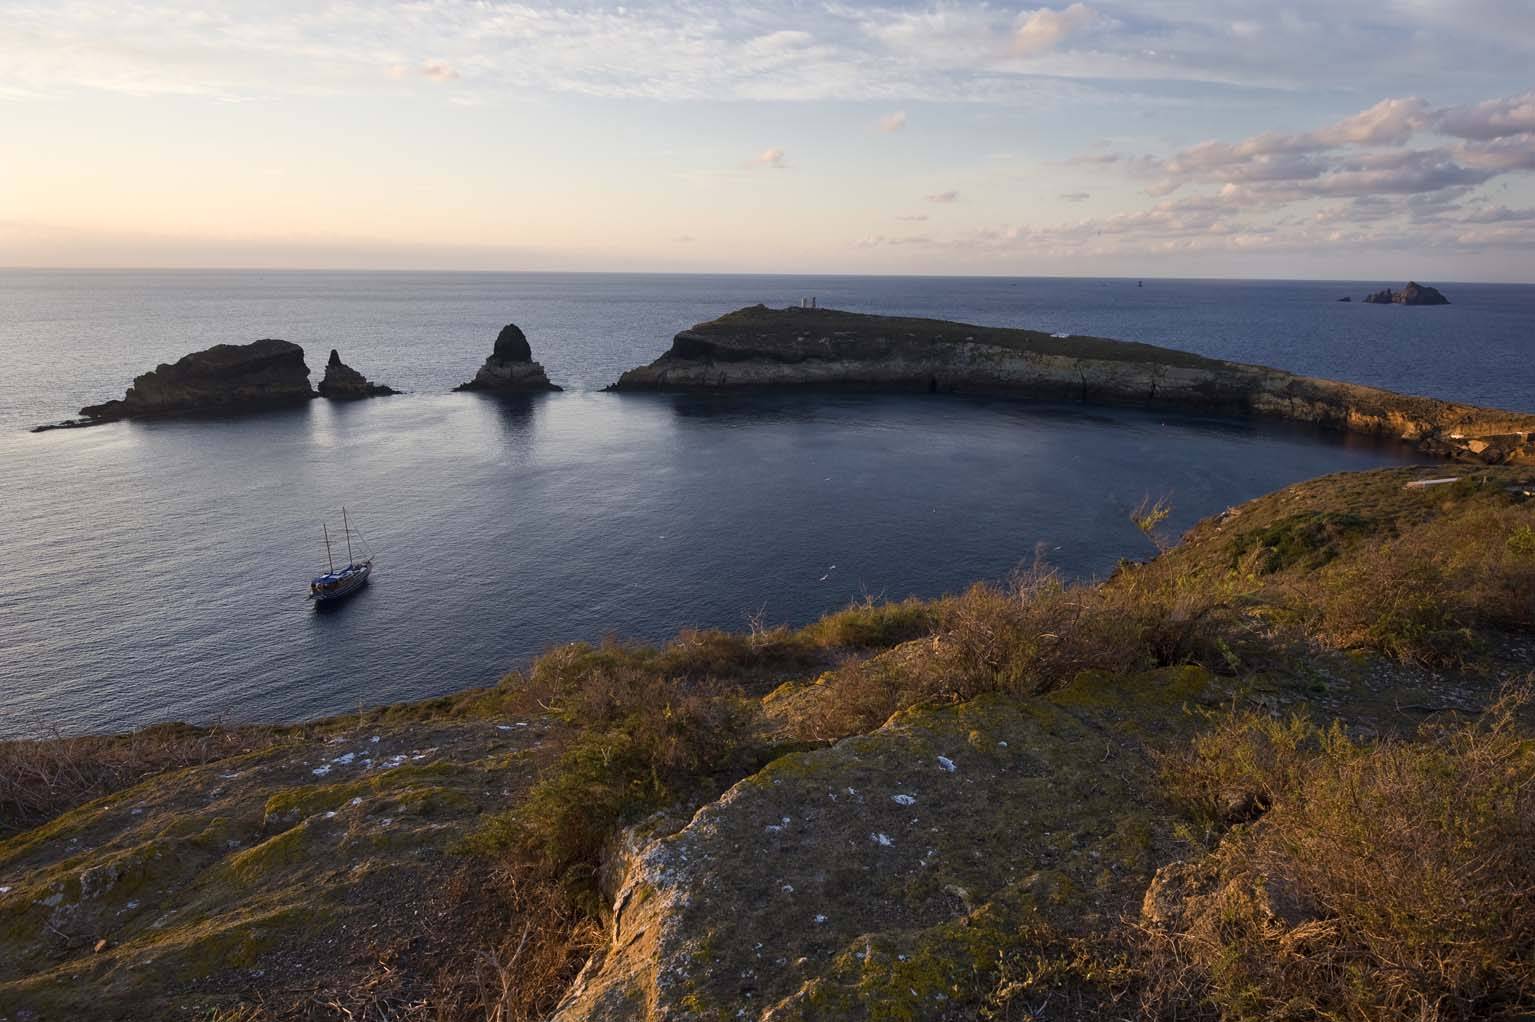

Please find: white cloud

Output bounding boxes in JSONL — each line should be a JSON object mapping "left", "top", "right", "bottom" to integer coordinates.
{"left": 420, "top": 62, "right": 460, "bottom": 82}
{"left": 1060, "top": 191, "right": 1091, "bottom": 202}
{"left": 1013, "top": 3, "right": 1102, "bottom": 58}
{"left": 925, "top": 190, "right": 959, "bottom": 203}
{"left": 755, "top": 147, "right": 787, "bottom": 169}
{"left": 896, "top": 214, "right": 928, "bottom": 221}
{"left": 878, "top": 110, "right": 907, "bottom": 132}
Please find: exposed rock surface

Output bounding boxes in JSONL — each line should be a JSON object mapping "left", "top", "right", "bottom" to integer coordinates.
{"left": 36, "top": 339, "right": 316, "bottom": 430}
{"left": 317, "top": 349, "right": 397, "bottom": 399}
{"left": 1362, "top": 281, "right": 1450, "bottom": 305}
{"left": 454, "top": 323, "right": 561, "bottom": 393}
{"left": 610, "top": 305, "right": 1534, "bottom": 465}
{"left": 554, "top": 675, "right": 1214, "bottom": 1021}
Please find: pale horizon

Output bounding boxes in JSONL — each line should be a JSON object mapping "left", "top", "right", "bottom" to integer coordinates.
{"left": 4, "top": 0, "right": 1534, "bottom": 282}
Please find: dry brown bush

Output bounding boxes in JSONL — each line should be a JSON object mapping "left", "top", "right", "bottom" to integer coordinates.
{"left": 1303, "top": 504, "right": 1535, "bottom": 665}
{"left": 1144, "top": 690, "right": 1535, "bottom": 1021}
{"left": 0, "top": 722, "right": 276, "bottom": 834}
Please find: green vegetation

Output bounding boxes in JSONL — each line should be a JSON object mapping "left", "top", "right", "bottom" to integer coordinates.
{"left": 696, "top": 304, "right": 1233, "bottom": 369}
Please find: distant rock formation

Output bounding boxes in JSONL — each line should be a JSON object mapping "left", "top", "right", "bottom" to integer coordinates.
{"left": 35, "top": 339, "right": 316, "bottom": 430}
{"left": 454, "top": 323, "right": 561, "bottom": 393}
{"left": 1362, "top": 281, "right": 1450, "bottom": 305}
{"left": 317, "top": 349, "right": 397, "bottom": 399}
{"left": 609, "top": 305, "right": 1535, "bottom": 466}
{"left": 1337, "top": 296, "right": 1352, "bottom": 302}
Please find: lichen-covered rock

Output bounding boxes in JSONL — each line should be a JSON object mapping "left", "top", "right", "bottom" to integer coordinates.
{"left": 0, "top": 717, "right": 553, "bottom": 1018}
{"left": 316, "top": 349, "right": 397, "bottom": 399}
{"left": 63, "top": 339, "right": 316, "bottom": 426}
{"left": 553, "top": 669, "right": 1224, "bottom": 1022}
{"left": 1362, "top": 281, "right": 1450, "bottom": 305}
{"left": 608, "top": 306, "right": 1532, "bottom": 465}
{"left": 454, "top": 323, "right": 561, "bottom": 393}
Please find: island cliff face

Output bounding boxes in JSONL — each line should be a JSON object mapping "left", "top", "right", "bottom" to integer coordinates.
{"left": 454, "top": 323, "right": 561, "bottom": 393}
{"left": 317, "top": 349, "right": 397, "bottom": 399}
{"left": 76, "top": 339, "right": 316, "bottom": 423}
{"left": 611, "top": 305, "right": 1535, "bottom": 465}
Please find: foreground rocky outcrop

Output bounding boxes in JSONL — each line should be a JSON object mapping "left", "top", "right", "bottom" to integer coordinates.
{"left": 454, "top": 323, "right": 561, "bottom": 393}
{"left": 316, "top": 348, "right": 398, "bottom": 399}
{"left": 1363, "top": 281, "right": 1450, "bottom": 305}
{"left": 611, "top": 305, "right": 1532, "bottom": 464}
{"left": 34, "top": 339, "right": 316, "bottom": 431}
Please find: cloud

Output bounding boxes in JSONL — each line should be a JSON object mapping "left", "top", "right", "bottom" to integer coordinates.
{"left": 674, "top": 234, "right": 696, "bottom": 242}
{"left": 420, "top": 62, "right": 460, "bottom": 82}
{"left": 755, "top": 147, "right": 787, "bottom": 169}
{"left": 857, "top": 233, "right": 934, "bottom": 247}
{"left": 1433, "top": 91, "right": 1535, "bottom": 141}
{"left": 1060, "top": 192, "right": 1091, "bottom": 202}
{"left": 896, "top": 214, "right": 929, "bottom": 221}
{"left": 1013, "top": 3, "right": 1101, "bottom": 58}
{"left": 878, "top": 110, "right": 908, "bottom": 132}
{"left": 925, "top": 190, "right": 959, "bottom": 203}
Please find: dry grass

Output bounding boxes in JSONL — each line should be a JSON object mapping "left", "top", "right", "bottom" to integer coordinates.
{"left": 1301, "top": 503, "right": 1535, "bottom": 665}
{"left": 790, "top": 559, "right": 1249, "bottom": 741}
{"left": 1144, "top": 690, "right": 1535, "bottom": 1021}
{"left": 0, "top": 722, "right": 278, "bottom": 835}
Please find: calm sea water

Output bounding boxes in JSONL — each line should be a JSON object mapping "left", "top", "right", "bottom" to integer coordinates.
{"left": 5, "top": 271, "right": 1529, "bottom": 738}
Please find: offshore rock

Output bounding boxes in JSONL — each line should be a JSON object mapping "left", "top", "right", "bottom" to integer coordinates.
{"left": 1362, "top": 281, "right": 1450, "bottom": 305}
{"left": 317, "top": 349, "right": 397, "bottom": 399}
{"left": 41, "top": 339, "right": 316, "bottom": 430}
{"left": 610, "top": 305, "right": 1533, "bottom": 465}
{"left": 454, "top": 323, "right": 561, "bottom": 393}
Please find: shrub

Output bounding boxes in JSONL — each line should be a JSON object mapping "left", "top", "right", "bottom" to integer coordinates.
{"left": 799, "top": 596, "right": 937, "bottom": 650}
{"left": 1230, "top": 510, "right": 1373, "bottom": 574}
{"left": 1144, "top": 690, "right": 1535, "bottom": 1021}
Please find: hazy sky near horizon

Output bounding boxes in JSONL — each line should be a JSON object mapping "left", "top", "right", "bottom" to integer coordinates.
{"left": 3, "top": 1, "right": 1535, "bottom": 279}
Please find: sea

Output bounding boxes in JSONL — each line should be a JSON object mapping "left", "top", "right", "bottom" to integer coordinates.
{"left": 3, "top": 271, "right": 1531, "bottom": 739}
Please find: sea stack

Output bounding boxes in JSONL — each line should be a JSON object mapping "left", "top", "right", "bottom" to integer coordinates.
{"left": 1362, "top": 281, "right": 1450, "bottom": 305}
{"left": 317, "top": 349, "right": 398, "bottom": 399}
{"left": 48, "top": 339, "right": 317, "bottom": 429}
{"left": 454, "top": 323, "right": 561, "bottom": 393}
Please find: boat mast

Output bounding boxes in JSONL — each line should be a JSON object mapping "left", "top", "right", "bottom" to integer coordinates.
{"left": 323, "top": 523, "right": 335, "bottom": 573}
{"left": 342, "top": 507, "right": 354, "bottom": 565}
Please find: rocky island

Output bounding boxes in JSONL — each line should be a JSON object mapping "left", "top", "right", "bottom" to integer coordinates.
{"left": 454, "top": 323, "right": 561, "bottom": 393}
{"left": 612, "top": 305, "right": 1533, "bottom": 464}
{"left": 316, "top": 349, "right": 397, "bottom": 399}
{"left": 1362, "top": 281, "right": 1451, "bottom": 305}
{"left": 34, "top": 338, "right": 317, "bottom": 431}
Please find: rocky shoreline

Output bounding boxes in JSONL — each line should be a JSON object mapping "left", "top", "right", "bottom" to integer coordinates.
{"left": 609, "top": 305, "right": 1535, "bottom": 465}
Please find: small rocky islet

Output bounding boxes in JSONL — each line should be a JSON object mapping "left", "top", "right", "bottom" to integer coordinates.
{"left": 453, "top": 323, "right": 560, "bottom": 393}
{"left": 1362, "top": 280, "right": 1451, "bottom": 305}
{"left": 315, "top": 349, "right": 397, "bottom": 399}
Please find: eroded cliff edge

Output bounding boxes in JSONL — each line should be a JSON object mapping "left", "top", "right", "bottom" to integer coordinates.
{"left": 610, "top": 305, "right": 1535, "bottom": 464}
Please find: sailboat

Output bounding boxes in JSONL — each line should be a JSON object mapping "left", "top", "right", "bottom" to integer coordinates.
{"left": 309, "top": 507, "right": 373, "bottom": 604}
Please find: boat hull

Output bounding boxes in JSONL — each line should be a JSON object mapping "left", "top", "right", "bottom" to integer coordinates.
{"left": 310, "top": 561, "right": 372, "bottom": 603}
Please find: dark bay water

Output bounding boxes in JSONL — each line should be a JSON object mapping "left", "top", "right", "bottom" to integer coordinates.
{"left": 6, "top": 270, "right": 1527, "bottom": 738}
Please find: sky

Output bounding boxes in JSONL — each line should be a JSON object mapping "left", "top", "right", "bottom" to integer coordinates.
{"left": 2, "top": 0, "right": 1534, "bottom": 280}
